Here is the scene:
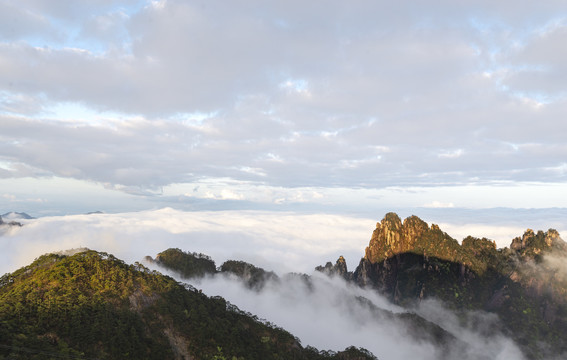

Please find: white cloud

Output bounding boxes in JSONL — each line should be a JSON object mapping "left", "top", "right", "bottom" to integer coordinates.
{"left": 2, "top": 194, "right": 16, "bottom": 201}
{"left": 502, "top": 24, "right": 567, "bottom": 96}
{"left": 438, "top": 149, "right": 464, "bottom": 159}
{"left": 156, "top": 264, "right": 527, "bottom": 360}
{"left": 0, "top": 209, "right": 376, "bottom": 276}
{"left": 189, "top": 273, "right": 442, "bottom": 360}
{"left": 0, "top": 0, "right": 566, "bottom": 209}
{"left": 3, "top": 207, "right": 564, "bottom": 274}
{"left": 439, "top": 223, "right": 535, "bottom": 248}
{"left": 423, "top": 201, "right": 455, "bottom": 208}
{"left": 204, "top": 189, "right": 245, "bottom": 201}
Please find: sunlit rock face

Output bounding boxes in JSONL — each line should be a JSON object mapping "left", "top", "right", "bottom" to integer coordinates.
{"left": 510, "top": 228, "right": 564, "bottom": 258}
{"left": 363, "top": 213, "right": 456, "bottom": 264}
{"left": 356, "top": 213, "right": 475, "bottom": 304}
{"left": 366, "top": 213, "right": 432, "bottom": 262}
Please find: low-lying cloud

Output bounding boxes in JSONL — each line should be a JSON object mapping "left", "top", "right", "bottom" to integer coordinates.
{"left": 2, "top": 208, "right": 563, "bottom": 275}
{"left": 2, "top": 208, "right": 565, "bottom": 359}
{"left": 0, "top": 208, "right": 375, "bottom": 276}
{"left": 158, "top": 267, "right": 527, "bottom": 360}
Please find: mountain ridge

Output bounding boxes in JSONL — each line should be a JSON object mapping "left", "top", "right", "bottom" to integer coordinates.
{"left": 0, "top": 249, "right": 378, "bottom": 360}
{"left": 1, "top": 212, "right": 34, "bottom": 220}
{"left": 347, "top": 212, "right": 567, "bottom": 359}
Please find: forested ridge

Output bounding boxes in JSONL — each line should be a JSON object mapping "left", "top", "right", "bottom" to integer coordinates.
{"left": 0, "top": 250, "right": 376, "bottom": 360}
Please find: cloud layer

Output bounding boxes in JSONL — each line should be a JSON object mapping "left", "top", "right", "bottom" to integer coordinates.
{"left": 167, "top": 264, "right": 527, "bottom": 359}
{"left": 3, "top": 208, "right": 564, "bottom": 358}
{"left": 0, "top": 208, "right": 376, "bottom": 276}
{"left": 2, "top": 208, "right": 565, "bottom": 276}
{"left": 1, "top": 0, "right": 567, "bottom": 200}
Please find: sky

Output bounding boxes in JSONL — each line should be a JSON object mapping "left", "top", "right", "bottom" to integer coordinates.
{"left": 1, "top": 0, "right": 567, "bottom": 223}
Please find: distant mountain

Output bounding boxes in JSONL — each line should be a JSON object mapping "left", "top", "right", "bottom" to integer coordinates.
{"left": 1, "top": 212, "right": 34, "bottom": 220}
{"left": 0, "top": 214, "right": 23, "bottom": 228}
{"left": 0, "top": 249, "right": 377, "bottom": 360}
{"left": 339, "top": 212, "right": 567, "bottom": 359}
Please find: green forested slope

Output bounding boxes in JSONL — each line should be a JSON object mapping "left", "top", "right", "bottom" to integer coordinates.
{"left": 0, "top": 250, "right": 376, "bottom": 360}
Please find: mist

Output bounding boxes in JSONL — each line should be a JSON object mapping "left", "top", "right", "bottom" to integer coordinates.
{"left": 153, "top": 265, "right": 527, "bottom": 360}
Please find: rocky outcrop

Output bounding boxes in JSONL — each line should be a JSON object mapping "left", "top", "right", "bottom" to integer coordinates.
{"left": 220, "top": 260, "right": 279, "bottom": 290}
{"left": 315, "top": 256, "right": 352, "bottom": 280}
{"left": 163, "top": 327, "right": 193, "bottom": 360}
{"left": 510, "top": 228, "right": 566, "bottom": 259}
{"left": 364, "top": 213, "right": 460, "bottom": 265}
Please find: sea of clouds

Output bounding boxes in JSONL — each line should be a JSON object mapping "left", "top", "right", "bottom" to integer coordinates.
{"left": 0, "top": 208, "right": 375, "bottom": 276}
{"left": 175, "top": 271, "right": 527, "bottom": 360}
{"left": 0, "top": 207, "right": 551, "bottom": 276}
{"left": 2, "top": 208, "right": 564, "bottom": 359}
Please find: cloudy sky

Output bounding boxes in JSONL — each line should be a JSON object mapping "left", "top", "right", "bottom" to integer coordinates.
{"left": 1, "top": 0, "right": 567, "bottom": 219}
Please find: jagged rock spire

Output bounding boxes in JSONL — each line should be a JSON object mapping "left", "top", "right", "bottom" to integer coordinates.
{"left": 315, "top": 255, "right": 351, "bottom": 280}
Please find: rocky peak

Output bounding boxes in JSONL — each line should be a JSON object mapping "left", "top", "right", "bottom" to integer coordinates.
{"left": 401, "top": 215, "right": 429, "bottom": 248}
{"left": 335, "top": 255, "right": 348, "bottom": 275}
{"left": 315, "top": 255, "right": 351, "bottom": 280}
{"left": 364, "top": 213, "right": 431, "bottom": 263}
{"left": 545, "top": 229, "right": 561, "bottom": 247}
{"left": 510, "top": 228, "right": 565, "bottom": 258}
{"left": 510, "top": 230, "right": 529, "bottom": 251}
{"left": 381, "top": 212, "right": 403, "bottom": 229}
